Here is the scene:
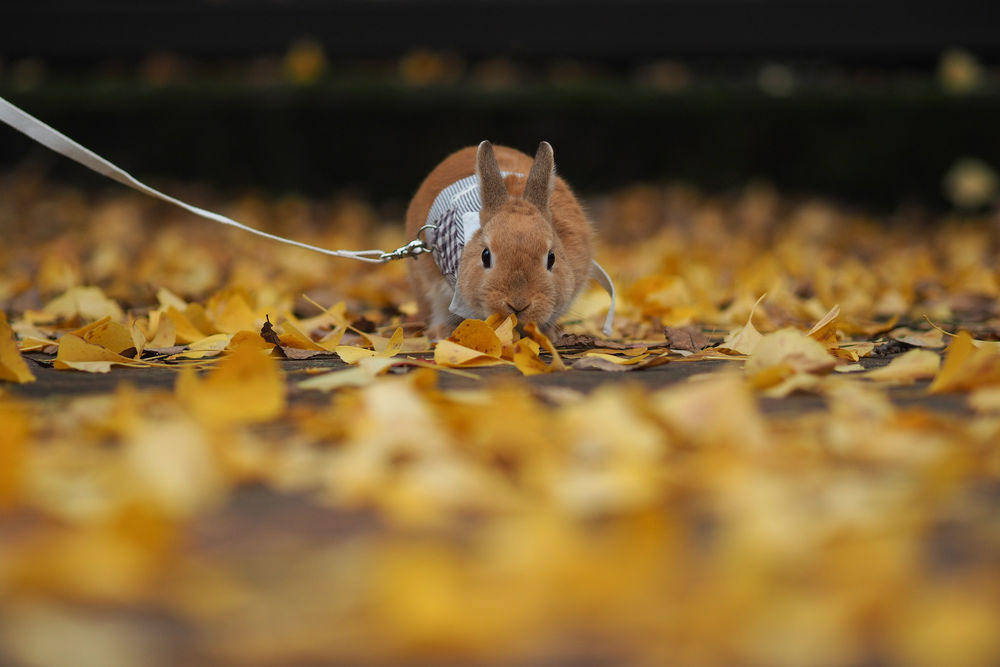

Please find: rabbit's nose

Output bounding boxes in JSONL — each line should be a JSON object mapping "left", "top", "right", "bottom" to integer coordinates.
{"left": 506, "top": 301, "right": 530, "bottom": 315}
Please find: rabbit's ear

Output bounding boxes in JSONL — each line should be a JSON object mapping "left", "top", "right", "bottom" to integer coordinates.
{"left": 523, "top": 141, "right": 555, "bottom": 214}
{"left": 476, "top": 141, "right": 508, "bottom": 217}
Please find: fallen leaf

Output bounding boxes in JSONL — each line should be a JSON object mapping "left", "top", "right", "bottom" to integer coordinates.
{"left": 260, "top": 316, "right": 281, "bottom": 345}
{"left": 807, "top": 303, "right": 841, "bottom": 349}
{"left": 166, "top": 307, "right": 209, "bottom": 345}
{"left": 928, "top": 330, "right": 1000, "bottom": 393}
{"left": 53, "top": 334, "right": 142, "bottom": 373}
{"left": 433, "top": 339, "right": 510, "bottom": 368}
{"left": 42, "top": 286, "right": 124, "bottom": 323}
{"left": 279, "top": 319, "right": 329, "bottom": 352}
{"left": 718, "top": 293, "right": 767, "bottom": 355}
{"left": 74, "top": 318, "right": 135, "bottom": 356}
{"left": 746, "top": 328, "right": 837, "bottom": 376}
{"left": 864, "top": 349, "right": 941, "bottom": 383}
{"left": 447, "top": 320, "right": 503, "bottom": 358}
{"left": 745, "top": 328, "right": 837, "bottom": 395}
{"left": 1, "top": 311, "right": 36, "bottom": 383}
{"left": 663, "top": 325, "right": 709, "bottom": 352}
{"left": 968, "top": 386, "right": 1000, "bottom": 412}
{"left": 176, "top": 341, "right": 285, "bottom": 425}
{"left": 298, "top": 356, "right": 397, "bottom": 391}
{"left": 572, "top": 353, "right": 670, "bottom": 372}
{"left": 210, "top": 291, "right": 259, "bottom": 334}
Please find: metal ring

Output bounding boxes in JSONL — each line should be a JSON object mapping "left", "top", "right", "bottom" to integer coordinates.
{"left": 416, "top": 224, "right": 437, "bottom": 243}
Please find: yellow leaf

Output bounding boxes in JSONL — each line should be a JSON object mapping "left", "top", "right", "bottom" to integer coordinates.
{"left": 807, "top": 303, "right": 841, "bottom": 349}
{"left": 0, "top": 401, "right": 29, "bottom": 507}
{"left": 747, "top": 328, "right": 836, "bottom": 375}
{"left": 513, "top": 341, "right": 551, "bottom": 375}
{"left": 524, "top": 323, "right": 566, "bottom": 371}
{"left": 211, "top": 291, "right": 259, "bottom": 334}
{"left": 166, "top": 307, "right": 208, "bottom": 344}
{"left": 53, "top": 334, "right": 141, "bottom": 373}
{"left": 374, "top": 327, "right": 405, "bottom": 357}
{"left": 578, "top": 351, "right": 651, "bottom": 366}
{"left": 718, "top": 293, "right": 766, "bottom": 355}
{"left": 156, "top": 286, "right": 189, "bottom": 311}
{"left": 298, "top": 356, "right": 397, "bottom": 391}
{"left": 78, "top": 319, "right": 134, "bottom": 356}
{"left": 0, "top": 311, "right": 36, "bottom": 383}
{"left": 176, "top": 341, "right": 285, "bottom": 426}
{"left": 143, "top": 310, "right": 177, "bottom": 348}
{"left": 864, "top": 349, "right": 941, "bottom": 383}
{"left": 969, "top": 385, "right": 1000, "bottom": 412}
{"left": 317, "top": 325, "right": 347, "bottom": 350}
{"left": 929, "top": 330, "right": 1000, "bottom": 393}
{"left": 447, "top": 320, "right": 503, "bottom": 358}
{"left": 166, "top": 333, "right": 232, "bottom": 361}
{"left": 279, "top": 319, "right": 329, "bottom": 351}
{"left": 130, "top": 321, "right": 147, "bottom": 357}
{"left": 433, "top": 339, "right": 510, "bottom": 368}
{"left": 336, "top": 345, "right": 377, "bottom": 364}
{"left": 42, "top": 286, "right": 124, "bottom": 323}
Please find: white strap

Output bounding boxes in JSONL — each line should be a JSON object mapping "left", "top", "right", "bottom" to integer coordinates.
{"left": 0, "top": 96, "right": 386, "bottom": 263}
{"left": 591, "top": 260, "right": 616, "bottom": 336}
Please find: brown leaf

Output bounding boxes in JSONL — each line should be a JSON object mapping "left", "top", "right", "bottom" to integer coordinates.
{"left": 260, "top": 315, "right": 281, "bottom": 345}
{"left": 663, "top": 325, "right": 709, "bottom": 352}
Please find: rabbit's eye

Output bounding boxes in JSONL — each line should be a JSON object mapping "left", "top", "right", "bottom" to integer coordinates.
{"left": 482, "top": 247, "right": 492, "bottom": 268}
{"left": 546, "top": 250, "right": 555, "bottom": 271}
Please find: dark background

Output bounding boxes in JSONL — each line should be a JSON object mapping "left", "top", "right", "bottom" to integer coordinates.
{"left": 1, "top": 0, "right": 999, "bottom": 210}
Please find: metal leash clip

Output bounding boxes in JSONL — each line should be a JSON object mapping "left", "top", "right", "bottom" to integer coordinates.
{"left": 379, "top": 224, "right": 437, "bottom": 261}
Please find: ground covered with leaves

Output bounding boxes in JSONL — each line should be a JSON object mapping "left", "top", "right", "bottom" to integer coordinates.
{"left": 2, "top": 171, "right": 1000, "bottom": 666}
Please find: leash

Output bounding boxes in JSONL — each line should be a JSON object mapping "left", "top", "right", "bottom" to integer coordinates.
{"left": 0, "top": 95, "right": 427, "bottom": 263}
{"left": 0, "top": 95, "right": 613, "bottom": 333}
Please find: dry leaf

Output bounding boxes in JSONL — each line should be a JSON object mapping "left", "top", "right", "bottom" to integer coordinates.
{"left": 864, "top": 349, "right": 941, "bottom": 383}
{"left": 447, "top": 320, "right": 503, "bottom": 358}
{"left": 718, "top": 293, "right": 767, "bottom": 355}
{"left": 433, "top": 339, "right": 510, "bottom": 368}
{"left": 663, "top": 325, "right": 709, "bottom": 352}
{"left": 298, "top": 356, "right": 397, "bottom": 391}
{"left": 42, "top": 286, "right": 124, "bottom": 323}
{"left": 1, "top": 311, "right": 36, "bottom": 383}
{"left": 176, "top": 341, "right": 285, "bottom": 426}
{"left": 53, "top": 334, "right": 142, "bottom": 373}
{"left": 928, "top": 330, "right": 1000, "bottom": 393}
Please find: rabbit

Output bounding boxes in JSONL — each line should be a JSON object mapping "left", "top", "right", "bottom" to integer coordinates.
{"left": 405, "top": 140, "right": 597, "bottom": 340}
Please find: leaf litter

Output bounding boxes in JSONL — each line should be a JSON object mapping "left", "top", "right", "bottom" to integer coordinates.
{"left": 1, "top": 179, "right": 1000, "bottom": 665}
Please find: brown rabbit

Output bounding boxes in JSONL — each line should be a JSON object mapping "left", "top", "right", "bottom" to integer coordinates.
{"left": 405, "top": 140, "right": 608, "bottom": 339}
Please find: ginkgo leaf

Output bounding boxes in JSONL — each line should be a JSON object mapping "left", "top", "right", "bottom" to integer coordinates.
{"left": 928, "top": 331, "right": 1000, "bottom": 393}
{"left": 210, "top": 291, "right": 260, "bottom": 334}
{"left": 807, "top": 303, "right": 841, "bottom": 349}
{"left": 433, "top": 340, "right": 510, "bottom": 368}
{"left": 298, "top": 356, "right": 397, "bottom": 391}
{"left": 746, "top": 328, "right": 837, "bottom": 377}
{"left": 864, "top": 349, "right": 941, "bottom": 383}
{"left": 0, "top": 311, "right": 35, "bottom": 383}
{"left": 72, "top": 317, "right": 135, "bottom": 356}
{"left": 718, "top": 293, "right": 767, "bottom": 355}
{"left": 448, "top": 320, "right": 503, "bottom": 358}
{"left": 166, "top": 307, "right": 209, "bottom": 344}
{"left": 279, "top": 319, "right": 330, "bottom": 352}
{"left": 42, "top": 286, "right": 124, "bottom": 323}
{"left": 176, "top": 341, "right": 285, "bottom": 426}
{"left": 53, "top": 334, "right": 143, "bottom": 373}
{"left": 524, "top": 323, "right": 566, "bottom": 372}
{"left": 167, "top": 333, "right": 233, "bottom": 360}
{"left": 336, "top": 327, "right": 406, "bottom": 364}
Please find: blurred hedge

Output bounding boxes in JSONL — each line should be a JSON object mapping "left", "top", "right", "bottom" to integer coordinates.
{"left": 3, "top": 81, "right": 999, "bottom": 210}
